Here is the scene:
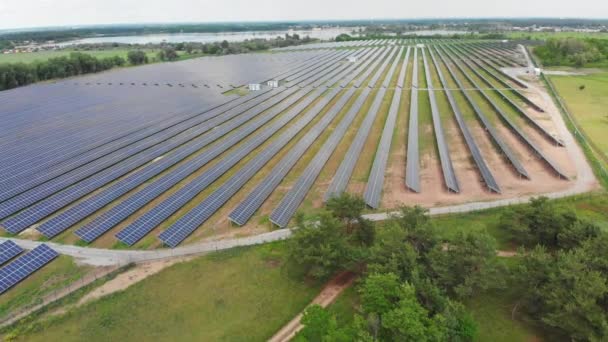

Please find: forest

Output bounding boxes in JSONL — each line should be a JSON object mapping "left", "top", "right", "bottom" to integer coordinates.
{"left": 290, "top": 195, "right": 608, "bottom": 341}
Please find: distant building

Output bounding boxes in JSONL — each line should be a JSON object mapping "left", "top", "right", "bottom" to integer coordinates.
{"left": 416, "top": 44, "right": 425, "bottom": 48}
{"left": 267, "top": 80, "right": 279, "bottom": 88}
{"left": 347, "top": 56, "right": 358, "bottom": 63}
{"left": 534, "top": 68, "right": 542, "bottom": 76}
{"left": 248, "top": 83, "right": 261, "bottom": 91}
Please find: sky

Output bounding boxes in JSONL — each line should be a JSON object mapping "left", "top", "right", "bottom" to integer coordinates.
{"left": 0, "top": 0, "right": 607, "bottom": 30}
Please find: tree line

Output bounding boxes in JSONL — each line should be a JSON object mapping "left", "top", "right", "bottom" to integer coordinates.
{"left": 288, "top": 195, "right": 607, "bottom": 341}
{"left": 0, "top": 35, "right": 313, "bottom": 91}
{"left": 535, "top": 37, "right": 608, "bottom": 67}
{"left": 0, "top": 52, "right": 130, "bottom": 91}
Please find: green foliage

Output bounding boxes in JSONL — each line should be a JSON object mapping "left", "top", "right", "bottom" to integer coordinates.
{"left": 381, "top": 283, "right": 446, "bottom": 341}
{"left": 287, "top": 195, "right": 376, "bottom": 280}
{"left": 517, "top": 235, "right": 608, "bottom": 341}
{"left": 287, "top": 212, "right": 354, "bottom": 280}
{"left": 157, "top": 47, "right": 178, "bottom": 61}
{"left": 0, "top": 52, "right": 127, "bottom": 90}
{"left": 534, "top": 37, "right": 608, "bottom": 67}
{"left": 428, "top": 230, "right": 505, "bottom": 298}
{"left": 499, "top": 196, "right": 600, "bottom": 250}
{"left": 326, "top": 193, "right": 374, "bottom": 246}
{"left": 359, "top": 273, "right": 401, "bottom": 317}
{"left": 335, "top": 34, "right": 353, "bottom": 42}
{"left": 126, "top": 50, "right": 148, "bottom": 65}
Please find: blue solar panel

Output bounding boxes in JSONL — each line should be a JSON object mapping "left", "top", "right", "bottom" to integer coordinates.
{"left": 0, "top": 240, "right": 23, "bottom": 266}
{"left": 0, "top": 244, "right": 58, "bottom": 294}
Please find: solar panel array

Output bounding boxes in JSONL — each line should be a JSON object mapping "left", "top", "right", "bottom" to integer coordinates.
{"left": 428, "top": 47, "right": 501, "bottom": 193}
{"left": 363, "top": 46, "right": 410, "bottom": 208}
{"left": 0, "top": 38, "right": 571, "bottom": 248}
{"left": 269, "top": 46, "right": 402, "bottom": 227}
{"left": 158, "top": 47, "right": 386, "bottom": 245}
{"left": 229, "top": 48, "right": 389, "bottom": 226}
{"left": 0, "top": 240, "right": 23, "bottom": 266}
{"left": 421, "top": 48, "right": 460, "bottom": 193}
{"left": 439, "top": 45, "right": 568, "bottom": 179}
{"left": 0, "top": 244, "right": 58, "bottom": 294}
{"left": 405, "top": 48, "right": 421, "bottom": 193}
{"left": 434, "top": 46, "right": 529, "bottom": 179}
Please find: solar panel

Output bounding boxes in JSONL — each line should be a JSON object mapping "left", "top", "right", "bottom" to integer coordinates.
{"left": 405, "top": 48, "right": 421, "bottom": 192}
{"left": 0, "top": 240, "right": 23, "bottom": 266}
{"left": 421, "top": 47, "right": 459, "bottom": 193}
{"left": 434, "top": 45, "right": 529, "bottom": 180}
{"left": 158, "top": 48, "right": 380, "bottom": 246}
{"left": 440, "top": 45, "right": 568, "bottom": 180}
{"left": 428, "top": 47, "right": 501, "bottom": 193}
{"left": 457, "top": 45, "right": 544, "bottom": 112}
{"left": 1, "top": 50, "right": 368, "bottom": 234}
{"left": 269, "top": 47, "right": 402, "bottom": 228}
{"left": 363, "top": 46, "right": 410, "bottom": 208}
{"left": 74, "top": 49, "right": 364, "bottom": 243}
{"left": 227, "top": 48, "right": 387, "bottom": 226}
{"left": 0, "top": 244, "right": 58, "bottom": 294}
{"left": 39, "top": 87, "right": 296, "bottom": 238}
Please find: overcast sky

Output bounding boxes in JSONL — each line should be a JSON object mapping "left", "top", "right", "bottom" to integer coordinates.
{"left": 0, "top": 0, "right": 607, "bottom": 30}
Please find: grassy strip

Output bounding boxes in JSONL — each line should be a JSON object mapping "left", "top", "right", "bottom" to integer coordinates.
{"left": 0, "top": 256, "right": 90, "bottom": 318}
{"left": 540, "top": 73, "right": 608, "bottom": 189}
{"left": 4, "top": 242, "right": 320, "bottom": 341}
{"left": 0, "top": 264, "right": 132, "bottom": 336}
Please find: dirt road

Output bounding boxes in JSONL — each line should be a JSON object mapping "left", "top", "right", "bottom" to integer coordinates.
{"left": 268, "top": 272, "right": 357, "bottom": 342}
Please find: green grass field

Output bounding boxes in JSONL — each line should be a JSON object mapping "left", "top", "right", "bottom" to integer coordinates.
{"left": 5, "top": 242, "right": 320, "bottom": 342}
{"left": 0, "top": 256, "right": 89, "bottom": 318}
{"left": 0, "top": 48, "right": 203, "bottom": 64}
{"left": 549, "top": 71, "right": 608, "bottom": 161}
{"left": 0, "top": 49, "right": 154, "bottom": 64}
{"left": 506, "top": 31, "right": 608, "bottom": 41}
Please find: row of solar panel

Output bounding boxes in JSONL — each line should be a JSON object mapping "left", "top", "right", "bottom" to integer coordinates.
{"left": 158, "top": 47, "right": 389, "bottom": 246}
{"left": 32, "top": 48, "right": 373, "bottom": 241}
{"left": 97, "top": 47, "right": 382, "bottom": 245}
{"left": 0, "top": 242, "right": 58, "bottom": 294}
{"left": 437, "top": 45, "right": 568, "bottom": 179}
{"left": 0, "top": 49, "right": 358, "bottom": 233}
{"left": 1, "top": 41, "right": 564, "bottom": 245}
{"left": 0, "top": 50, "right": 339, "bottom": 194}
{"left": 0, "top": 50, "right": 330, "bottom": 182}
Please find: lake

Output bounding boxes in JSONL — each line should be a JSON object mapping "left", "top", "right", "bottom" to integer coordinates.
{"left": 56, "top": 27, "right": 360, "bottom": 46}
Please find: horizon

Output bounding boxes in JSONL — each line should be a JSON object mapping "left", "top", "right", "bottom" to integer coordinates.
{"left": 1, "top": 16, "right": 607, "bottom": 33}
{"left": 1, "top": 0, "right": 607, "bottom": 30}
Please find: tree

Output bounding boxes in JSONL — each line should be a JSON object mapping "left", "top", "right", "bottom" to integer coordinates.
{"left": 428, "top": 231, "right": 504, "bottom": 298}
{"left": 517, "top": 234, "right": 608, "bottom": 341}
{"left": 286, "top": 212, "right": 352, "bottom": 280}
{"left": 220, "top": 40, "right": 229, "bottom": 49}
{"left": 335, "top": 34, "right": 352, "bottom": 42}
{"left": 381, "top": 283, "right": 446, "bottom": 341}
{"left": 127, "top": 50, "right": 148, "bottom": 65}
{"left": 500, "top": 197, "right": 599, "bottom": 250}
{"left": 297, "top": 305, "right": 337, "bottom": 341}
{"left": 296, "top": 306, "right": 374, "bottom": 342}
{"left": 158, "top": 47, "right": 179, "bottom": 61}
{"left": 326, "top": 194, "right": 374, "bottom": 246}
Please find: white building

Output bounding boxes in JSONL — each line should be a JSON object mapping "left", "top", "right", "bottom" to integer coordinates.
{"left": 534, "top": 68, "right": 542, "bottom": 76}
{"left": 347, "top": 56, "right": 358, "bottom": 63}
{"left": 267, "top": 80, "right": 279, "bottom": 88}
{"left": 248, "top": 83, "right": 261, "bottom": 91}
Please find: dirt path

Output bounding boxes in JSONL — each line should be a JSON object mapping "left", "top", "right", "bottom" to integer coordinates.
{"left": 77, "top": 257, "right": 189, "bottom": 306}
{"left": 268, "top": 272, "right": 357, "bottom": 342}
